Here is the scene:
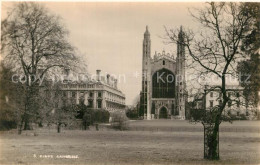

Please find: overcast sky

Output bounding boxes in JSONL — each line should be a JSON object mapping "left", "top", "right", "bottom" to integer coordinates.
{"left": 2, "top": 2, "right": 205, "bottom": 105}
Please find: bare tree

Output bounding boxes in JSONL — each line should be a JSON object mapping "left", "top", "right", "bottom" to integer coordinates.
{"left": 165, "top": 2, "right": 256, "bottom": 160}
{"left": 1, "top": 2, "right": 79, "bottom": 133}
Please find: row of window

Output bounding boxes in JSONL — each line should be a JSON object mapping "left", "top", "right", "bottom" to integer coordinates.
{"left": 106, "top": 102, "right": 124, "bottom": 109}
{"left": 62, "top": 84, "right": 103, "bottom": 89}
{"left": 60, "top": 91, "right": 103, "bottom": 98}
{"left": 87, "top": 99, "right": 102, "bottom": 108}
{"left": 106, "top": 92, "right": 124, "bottom": 102}
{"left": 209, "top": 100, "right": 240, "bottom": 108}
{"left": 210, "top": 91, "right": 241, "bottom": 98}
{"left": 52, "top": 90, "right": 124, "bottom": 104}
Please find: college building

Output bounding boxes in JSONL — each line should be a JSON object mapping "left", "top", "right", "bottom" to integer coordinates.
{"left": 140, "top": 26, "right": 187, "bottom": 120}
{"left": 192, "top": 85, "right": 257, "bottom": 120}
{"left": 58, "top": 69, "right": 126, "bottom": 112}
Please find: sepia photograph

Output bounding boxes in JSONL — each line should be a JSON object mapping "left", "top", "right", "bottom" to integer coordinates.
{"left": 0, "top": 1, "right": 260, "bottom": 165}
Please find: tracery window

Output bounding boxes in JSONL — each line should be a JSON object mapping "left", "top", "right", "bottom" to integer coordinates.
{"left": 152, "top": 68, "right": 175, "bottom": 98}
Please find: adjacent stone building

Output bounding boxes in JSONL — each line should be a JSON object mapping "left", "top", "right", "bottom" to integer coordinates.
{"left": 192, "top": 85, "right": 257, "bottom": 120}
{"left": 60, "top": 69, "right": 126, "bottom": 112}
{"left": 140, "top": 26, "right": 187, "bottom": 120}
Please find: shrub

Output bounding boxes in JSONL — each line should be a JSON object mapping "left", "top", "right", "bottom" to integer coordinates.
{"left": 76, "top": 103, "right": 88, "bottom": 119}
{"left": 239, "top": 114, "right": 247, "bottom": 120}
{"left": 92, "top": 109, "right": 110, "bottom": 123}
{"left": 75, "top": 104, "right": 110, "bottom": 129}
{"left": 126, "top": 109, "right": 138, "bottom": 119}
{"left": 110, "top": 112, "right": 129, "bottom": 130}
{"left": 0, "top": 120, "right": 17, "bottom": 131}
{"left": 227, "top": 113, "right": 248, "bottom": 120}
{"left": 82, "top": 113, "right": 92, "bottom": 130}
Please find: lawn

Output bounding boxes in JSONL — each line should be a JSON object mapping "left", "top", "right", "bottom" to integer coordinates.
{"left": 0, "top": 120, "right": 259, "bottom": 165}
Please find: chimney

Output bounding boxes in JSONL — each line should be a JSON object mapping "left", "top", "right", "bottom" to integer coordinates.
{"left": 96, "top": 69, "right": 101, "bottom": 81}
{"left": 65, "top": 68, "right": 70, "bottom": 76}
{"left": 114, "top": 79, "right": 118, "bottom": 89}
{"left": 107, "top": 74, "right": 110, "bottom": 84}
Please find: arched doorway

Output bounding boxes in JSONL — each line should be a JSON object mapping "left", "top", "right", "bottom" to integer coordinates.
{"left": 159, "top": 106, "right": 168, "bottom": 119}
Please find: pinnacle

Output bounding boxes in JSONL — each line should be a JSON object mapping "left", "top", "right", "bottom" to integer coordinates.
{"left": 144, "top": 25, "right": 150, "bottom": 36}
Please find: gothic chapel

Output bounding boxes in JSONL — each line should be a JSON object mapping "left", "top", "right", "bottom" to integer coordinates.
{"left": 140, "top": 26, "right": 187, "bottom": 120}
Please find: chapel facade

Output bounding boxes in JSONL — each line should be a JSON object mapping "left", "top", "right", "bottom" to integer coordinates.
{"left": 140, "top": 26, "right": 187, "bottom": 120}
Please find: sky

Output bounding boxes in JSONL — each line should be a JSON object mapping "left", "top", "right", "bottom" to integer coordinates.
{"left": 1, "top": 2, "right": 205, "bottom": 105}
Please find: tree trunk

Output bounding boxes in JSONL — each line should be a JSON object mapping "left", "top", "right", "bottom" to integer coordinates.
{"left": 57, "top": 123, "right": 61, "bottom": 133}
{"left": 204, "top": 123, "right": 220, "bottom": 160}
{"left": 18, "top": 113, "right": 25, "bottom": 135}
{"left": 18, "top": 121, "right": 23, "bottom": 135}
{"left": 23, "top": 85, "right": 38, "bottom": 130}
{"left": 38, "top": 121, "right": 43, "bottom": 127}
{"left": 95, "top": 123, "right": 99, "bottom": 131}
{"left": 23, "top": 117, "right": 32, "bottom": 130}
{"left": 83, "top": 121, "right": 89, "bottom": 130}
{"left": 257, "top": 91, "right": 260, "bottom": 120}
{"left": 23, "top": 87, "right": 32, "bottom": 130}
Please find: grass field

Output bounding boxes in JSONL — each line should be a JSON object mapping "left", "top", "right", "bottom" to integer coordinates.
{"left": 0, "top": 120, "right": 259, "bottom": 165}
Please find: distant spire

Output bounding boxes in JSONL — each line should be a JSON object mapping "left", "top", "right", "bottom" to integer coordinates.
{"left": 178, "top": 25, "right": 184, "bottom": 40}
{"left": 144, "top": 25, "right": 150, "bottom": 36}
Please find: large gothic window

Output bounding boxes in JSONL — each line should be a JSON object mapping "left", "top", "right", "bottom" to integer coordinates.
{"left": 152, "top": 68, "right": 175, "bottom": 98}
